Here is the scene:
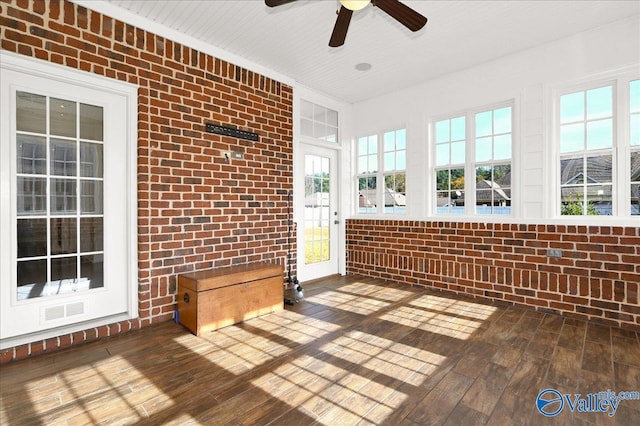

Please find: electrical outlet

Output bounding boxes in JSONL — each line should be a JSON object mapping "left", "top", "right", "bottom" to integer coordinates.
{"left": 547, "top": 249, "right": 563, "bottom": 258}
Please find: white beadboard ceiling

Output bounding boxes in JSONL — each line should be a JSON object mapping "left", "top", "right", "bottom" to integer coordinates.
{"left": 82, "top": 1, "right": 639, "bottom": 104}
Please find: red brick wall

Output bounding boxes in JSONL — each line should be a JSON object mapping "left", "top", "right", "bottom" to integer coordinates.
{"left": 1, "top": 0, "right": 294, "bottom": 362}
{"left": 347, "top": 219, "right": 640, "bottom": 331}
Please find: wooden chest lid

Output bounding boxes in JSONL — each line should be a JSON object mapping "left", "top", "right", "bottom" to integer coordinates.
{"left": 178, "top": 262, "right": 283, "bottom": 292}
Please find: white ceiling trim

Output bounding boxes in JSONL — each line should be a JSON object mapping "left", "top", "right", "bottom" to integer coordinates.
{"left": 71, "top": 0, "right": 295, "bottom": 87}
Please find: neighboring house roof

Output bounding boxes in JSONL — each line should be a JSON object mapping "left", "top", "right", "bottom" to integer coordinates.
{"left": 359, "top": 188, "right": 406, "bottom": 207}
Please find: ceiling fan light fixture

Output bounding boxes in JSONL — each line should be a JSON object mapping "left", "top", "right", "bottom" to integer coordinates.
{"left": 339, "top": 0, "right": 370, "bottom": 11}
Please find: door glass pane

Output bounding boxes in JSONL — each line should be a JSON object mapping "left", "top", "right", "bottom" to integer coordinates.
{"left": 17, "top": 135, "right": 47, "bottom": 174}
{"left": 17, "top": 177, "right": 47, "bottom": 215}
{"left": 50, "top": 139, "right": 77, "bottom": 176}
{"left": 80, "top": 142, "right": 103, "bottom": 177}
{"left": 17, "top": 219, "right": 47, "bottom": 258}
{"left": 50, "top": 98, "right": 76, "bottom": 137}
{"left": 80, "top": 103, "right": 104, "bottom": 141}
{"left": 14, "top": 92, "right": 105, "bottom": 300}
{"left": 304, "top": 154, "right": 330, "bottom": 264}
{"left": 81, "top": 255, "right": 103, "bottom": 289}
{"left": 50, "top": 178, "right": 77, "bottom": 214}
{"left": 17, "top": 260, "right": 47, "bottom": 300}
{"left": 16, "top": 92, "right": 46, "bottom": 134}
{"left": 50, "top": 218, "right": 77, "bottom": 255}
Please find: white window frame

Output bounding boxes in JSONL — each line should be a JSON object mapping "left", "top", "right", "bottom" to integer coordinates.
{"left": 551, "top": 69, "right": 639, "bottom": 219}
{"left": 432, "top": 101, "right": 516, "bottom": 217}
{"left": 355, "top": 126, "right": 408, "bottom": 216}
{"left": 0, "top": 51, "right": 138, "bottom": 349}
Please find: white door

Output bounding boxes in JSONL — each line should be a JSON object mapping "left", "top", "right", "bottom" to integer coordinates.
{"left": 0, "top": 53, "right": 137, "bottom": 345}
{"left": 297, "top": 144, "right": 340, "bottom": 281}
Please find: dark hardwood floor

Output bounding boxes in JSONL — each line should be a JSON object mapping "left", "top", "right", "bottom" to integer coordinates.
{"left": 1, "top": 275, "right": 639, "bottom": 425}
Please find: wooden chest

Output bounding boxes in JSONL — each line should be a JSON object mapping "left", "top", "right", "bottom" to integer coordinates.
{"left": 177, "top": 262, "right": 284, "bottom": 335}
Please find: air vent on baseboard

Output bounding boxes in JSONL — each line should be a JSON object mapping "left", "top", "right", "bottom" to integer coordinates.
{"left": 42, "top": 301, "right": 86, "bottom": 323}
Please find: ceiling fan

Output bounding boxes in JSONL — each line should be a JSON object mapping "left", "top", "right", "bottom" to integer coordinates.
{"left": 265, "top": 0, "right": 428, "bottom": 47}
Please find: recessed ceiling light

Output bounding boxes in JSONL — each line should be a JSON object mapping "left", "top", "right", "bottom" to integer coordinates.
{"left": 355, "top": 62, "right": 372, "bottom": 71}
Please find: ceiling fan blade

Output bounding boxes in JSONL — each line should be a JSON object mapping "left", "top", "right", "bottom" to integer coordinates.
{"left": 329, "top": 6, "right": 353, "bottom": 47}
{"left": 375, "top": 0, "right": 427, "bottom": 32}
{"left": 265, "top": 0, "right": 297, "bottom": 7}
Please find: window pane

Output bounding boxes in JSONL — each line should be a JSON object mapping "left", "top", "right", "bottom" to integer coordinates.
{"left": 327, "top": 109, "right": 338, "bottom": 127}
{"left": 80, "top": 103, "right": 103, "bottom": 141}
{"left": 80, "top": 217, "right": 104, "bottom": 252}
{"left": 326, "top": 126, "right": 338, "bottom": 143}
{"left": 17, "top": 219, "right": 47, "bottom": 258}
{"left": 17, "top": 135, "right": 47, "bottom": 175}
{"left": 384, "top": 173, "right": 406, "bottom": 214}
{"left": 560, "top": 123, "right": 584, "bottom": 153}
{"left": 80, "top": 142, "right": 103, "bottom": 178}
{"left": 561, "top": 187, "right": 585, "bottom": 215}
{"left": 586, "top": 155, "right": 612, "bottom": 184}
{"left": 50, "top": 217, "right": 77, "bottom": 255}
{"left": 436, "top": 170, "right": 450, "bottom": 191}
{"left": 631, "top": 80, "right": 640, "bottom": 113}
{"left": 358, "top": 137, "right": 368, "bottom": 154}
{"left": 494, "top": 107, "right": 511, "bottom": 134}
{"left": 17, "top": 92, "right": 46, "bottom": 134}
{"left": 51, "top": 256, "right": 78, "bottom": 283}
{"left": 451, "top": 168, "right": 465, "bottom": 190}
{"left": 586, "top": 119, "right": 612, "bottom": 150}
{"left": 358, "top": 176, "right": 377, "bottom": 213}
{"left": 632, "top": 183, "right": 640, "bottom": 215}
{"left": 17, "top": 177, "right": 47, "bottom": 216}
{"left": 435, "top": 120, "right": 450, "bottom": 143}
{"left": 81, "top": 255, "right": 104, "bottom": 289}
{"left": 50, "top": 178, "right": 77, "bottom": 214}
{"left": 368, "top": 137, "right": 377, "bottom": 154}
{"left": 384, "top": 152, "right": 395, "bottom": 171}
{"left": 476, "top": 137, "right": 492, "bottom": 162}
{"left": 51, "top": 139, "right": 77, "bottom": 177}
{"left": 436, "top": 144, "right": 449, "bottom": 166}
{"left": 17, "top": 259, "right": 47, "bottom": 296}
{"left": 475, "top": 111, "right": 492, "bottom": 137}
{"left": 50, "top": 98, "right": 76, "bottom": 138}
{"left": 301, "top": 118, "right": 313, "bottom": 137}
{"left": 368, "top": 154, "right": 377, "bottom": 173}
{"left": 586, "top": 185, "right": 612, "bottom": 216}
{"left": 451, "top": 116, "right": 465, "bottom": 141}
{"left": 631, "top": 115, "right": 640, "bottom": 146}
{"left": 560, "top": 92, "right": 584, "bottom": 123}
{"left": 384, "top": 132, "right": 395, "bottom": 151}
{"left": 396, "top": 150, "right": 406, "bottom": 170}
{"left": 396, "top": 129, "right": 406, "bottom": 150}
{"left": 630, "top": 151, "right": 640, "bottom": 215}
{"left": 632, "top": 151, "right": 640, "bottom": 183}
{"left": 313, "top": 122, "right": 326, "bottom": 140}
{"left": 358, "top": 156, "right": 368, "bottom": 174}
{"left": 451, "top": 141, "right": 465, "bottom": 164}
{"left": 561, "top": 157, "right": 584, "bottom": 185}
{"left": 494, "top": 134, "right": 511, "bottom": 160}
{"left": 80, "top": 180, "right": 103, "bottom": 214}
{"left": 586, "top": 86, "right": 612, "bottom": 120}
{"left": 301, "top": 100, "right": 313, "bottom": 119}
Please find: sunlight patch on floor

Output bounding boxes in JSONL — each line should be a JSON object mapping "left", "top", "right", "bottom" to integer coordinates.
{"left": 305, "top": 290, "right": 391, "bottom": 315}
{"left": 380, "top": 304, "right": 483, "bottom": 340}
{"left": 411, "top": 294, "right": 498, "bottom": 320}
{"left": 320, "top": 330, "right": 446, "bottom": 387}
{"left": 338, "top": 281, "right": 415, "bottom": 302}
{"left": 251, "top": 352, "right": 407, "bottom": 425}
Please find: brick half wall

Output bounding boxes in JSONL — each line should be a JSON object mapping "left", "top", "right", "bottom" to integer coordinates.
{"left": 0, "top": 0, "right": 293, "bottom": 362}
{"left": 346, "top": 219, "right": 640, "bottom": 331}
